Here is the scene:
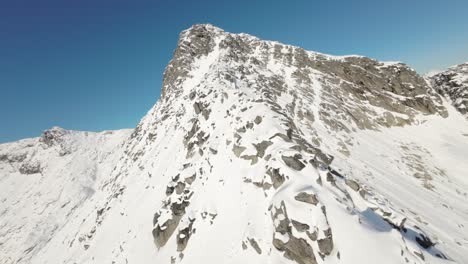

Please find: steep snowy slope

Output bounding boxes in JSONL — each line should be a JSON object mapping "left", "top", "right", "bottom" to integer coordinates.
{"left": 0, "top": 127, "right": 131, "bottom": 264}
{"left": 1, "top": 25, "right": 467, "bottom": 264}
{"left": 429, "top": 63, "right": 468, "bottom": 118}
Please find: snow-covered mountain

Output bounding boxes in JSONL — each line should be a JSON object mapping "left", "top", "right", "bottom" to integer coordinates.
{"left": 0, "top": 127, "right": 131, "bottom": 263}
{"left": 1, "top": 24, "right": 468, "bottom": 264}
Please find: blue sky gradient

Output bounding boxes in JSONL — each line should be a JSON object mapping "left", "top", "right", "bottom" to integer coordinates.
{"left": 1, "top": 0, "right": 467, "bottom": 142}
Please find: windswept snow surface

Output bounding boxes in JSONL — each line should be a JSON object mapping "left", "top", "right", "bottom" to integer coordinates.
{"left": 1, "top": 25, "right": 467, "bottom": 264}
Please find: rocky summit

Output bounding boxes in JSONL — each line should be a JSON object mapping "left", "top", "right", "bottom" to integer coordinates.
{"left": 1, "top": 24, "right": 468, "bottom": 264}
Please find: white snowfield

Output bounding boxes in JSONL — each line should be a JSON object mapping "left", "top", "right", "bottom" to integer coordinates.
{"left": 1, "top": 25, "right": 467, "bottom": 264}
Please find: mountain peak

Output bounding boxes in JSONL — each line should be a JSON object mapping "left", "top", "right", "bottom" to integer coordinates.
{"left": 157, "top": 25, "right": 446, "bottom": 130}
{"left": 183, "top": 23, "right": 224, "bottom": 35}
{"left": 37, "top": 126, "right": 68, "bottom": 147}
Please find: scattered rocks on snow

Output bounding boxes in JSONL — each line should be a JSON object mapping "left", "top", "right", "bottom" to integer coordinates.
{"left": 271, "top": 202, "right": 318, "bottom": 264}
{"left": 153, "top": 201, "right": 189, "bottom": 249}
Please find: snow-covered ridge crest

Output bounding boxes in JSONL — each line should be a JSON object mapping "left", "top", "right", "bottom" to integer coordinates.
{"left": 1, "top": 24, "right": 468, "bottom": 264}
{"left": 158, "top": 23, "right": 447, "bottom": 134}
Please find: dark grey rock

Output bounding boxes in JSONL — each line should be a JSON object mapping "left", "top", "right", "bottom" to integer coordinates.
{"left": 318, "top": 237, "right": 333, "bottom": 256}
{"left": 345, "top": 179, "right": 360, "bottom": 191}
{"left": 240, "top": 155, "right": 258, "bottom": 165}
{"left": 270, "top": 132, "right": 292, "bottom": 143}
{"left": 292, "top": 220, "right": 310, "bottom": 232}
{"left": 171, "top": 200, "right": 190, "bottom": 217}
{"left": 189, "top": 91, "right": 196, "bottom": 100}
{"left": 153, "top": 215, "right": 182, "bottom": 248}
{"left": 307, "top": 230, "right": 317, "bottom": 241}
{"left": 175, "top": 182, "right": 186, "bottom": 195}
{"left": 415, "top": 233, "right": 435, "bottom": 249}
{"left": 237, "top": 127, "right": 247, "bottom": 133}
{"left": 253, "top": 140, "right": 273, "bottom": 158}
{"left": 315, "top": 152, "right": 334, "bottom": 166}
{"left": 242, "top": 241, "right": 248, "bottom": 250}
{"left": 248, "top": 238, "right": 262, "bottom": 254}
{"left": 176, "top": 219, "right": 195, "bottom": 252}
{"left": 209, "top": 147, "right": 218, "bottom": 154}
{"left": 266, "top": 168, "right": 285, "bottom": 189}
{"left": 325, "top": 172, "right": 335, "bottom": 184}
{"left": 272, "top": 201, "right": 317, "bottom": 264}
{"left": 232, "top": 145, "right": 246, "bottom": 157}
{"left": 294, "top": 192, "right": 318, "bottom": 205}
{"left": 254, "top": 116, "right": 263, "bottom": 124}
{"left": 153, "top": 199, "right": 190, "bottom": 248}
{"left": 202, "top": 108, "right": 211, "bottom": 120}
{"left": 19, "top": 162, "right": 41, "bottom": 174}
{"left": 274, "top": 236, "right": 317, "bottom": 264}
{"left": 282, "top": 154, "right": 305, "bottom": 171}
{"left": 166, "top": 185, "right": 175, "bottom": 196}
{"left": 184, "top": 174, "right": 196, "bottom": 185}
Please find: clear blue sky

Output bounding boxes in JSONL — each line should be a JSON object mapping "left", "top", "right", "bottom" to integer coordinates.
{"left": 1, "top": 0, "right": 467, "bottom": 143}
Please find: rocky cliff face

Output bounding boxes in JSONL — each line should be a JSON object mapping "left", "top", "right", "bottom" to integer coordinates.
{"left": 1, "top": 25, "right": 468, "bottom": 264}
{"left": 429, "top": 63, "right": 468, "bottom": 118}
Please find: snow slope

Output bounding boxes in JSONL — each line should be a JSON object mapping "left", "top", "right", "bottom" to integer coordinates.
{"left": 0, "top": 128, "right": 131, "bottom": 263}
{"left": 1, "top": 25, "right": 467, "bottom": 264}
